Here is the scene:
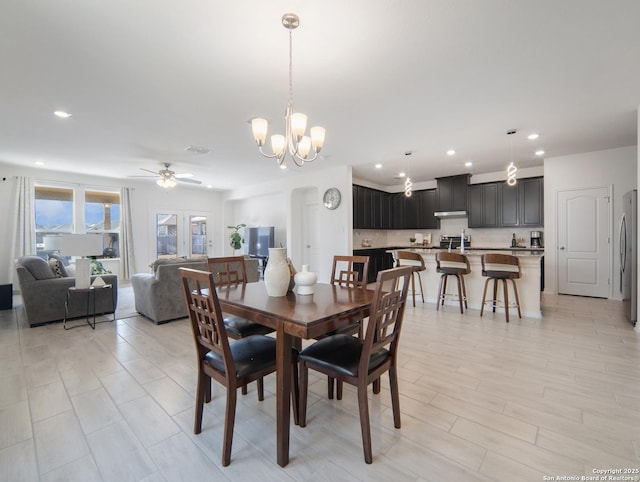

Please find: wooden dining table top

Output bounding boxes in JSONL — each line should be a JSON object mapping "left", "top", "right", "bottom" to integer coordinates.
{"left": 215, "top": 280, "right": 375, "bottom": 466}
{"left": 216, "top": 281, "right": 374, "bottom": 339}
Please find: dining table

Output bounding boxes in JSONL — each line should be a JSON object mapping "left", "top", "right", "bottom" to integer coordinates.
{"left": 217, "top": 281, "right": 374, "bottom": 467}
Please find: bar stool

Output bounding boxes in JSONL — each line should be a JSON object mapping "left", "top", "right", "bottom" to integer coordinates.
{"left": 394, "top": 250, "right": 426, "bottom": 307}
{"left": 480, "top": 254, "right": 522, "bottom": 322}
{"left": 435, "top": 252, "right": 471, "bottom": 313}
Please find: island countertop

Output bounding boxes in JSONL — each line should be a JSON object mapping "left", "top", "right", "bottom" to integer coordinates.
{"left": 387, "top": 249, "right": 544, "bottom": 318}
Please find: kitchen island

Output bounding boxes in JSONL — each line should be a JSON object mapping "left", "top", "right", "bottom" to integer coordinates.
{"left": 389, "top": 248, "right": 544, "bottom": 318}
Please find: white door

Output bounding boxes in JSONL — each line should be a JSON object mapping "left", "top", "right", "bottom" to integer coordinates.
{"left": 557, "top": 187, "right": 610, "bottom": 297}
{"left": 302, "top": 202, "right": 320, "bottom": 271}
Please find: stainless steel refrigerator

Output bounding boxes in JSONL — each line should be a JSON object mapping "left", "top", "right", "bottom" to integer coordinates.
{"left": 620, "top": 190, "right": 637, "bottom": 326}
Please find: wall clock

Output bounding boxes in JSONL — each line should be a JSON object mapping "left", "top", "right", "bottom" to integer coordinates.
{"left": 323, "top": 187, "right": 341, "bottom": 210}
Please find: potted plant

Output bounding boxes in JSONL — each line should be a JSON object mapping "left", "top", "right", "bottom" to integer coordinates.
{"left": 228, "top": 224, "right": 246, "bottom": 254}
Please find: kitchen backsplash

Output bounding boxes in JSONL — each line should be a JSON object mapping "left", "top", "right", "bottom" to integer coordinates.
{"left": 354, "top": 218, "right": 539, "bottom": 249}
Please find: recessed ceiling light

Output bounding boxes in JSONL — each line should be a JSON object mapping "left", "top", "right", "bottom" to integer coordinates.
{"left": 465, "top": 161, "right": 473, "bottom": 167}
{"left": 206, "top": 185, "right": 213, "bottom": 189}
{"left": 527, "top": 133, "right": 539, "bottom": 140}
{"left": 447, "top": 149, "right": 456, "bottom": 156}
{"left": 535, "top": 150, "right": 545, "bottom": 156}
{"left": 398, "top": 172, "right": 406, "bottom": 178}
{"left": 34, "top": 161, "right": 45, "bottom": 166}
{"left": 375, "top": 163, "right": 382, "bottom": 169}
{"left": 280, "top": 165, "right": 287, "bottom": 170}
{"left": 54, "top": 111, "right": 71, "bottom": 118}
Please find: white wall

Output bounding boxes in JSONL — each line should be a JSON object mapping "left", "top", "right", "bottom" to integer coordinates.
{"left": 543, "top": 145, "right": 637, "bottom": 297}
{"left": 224, "top": 165, "right": 352, "bottom": 283}
{"left": 0, "top": 162, "right": 224, "bottom": 284}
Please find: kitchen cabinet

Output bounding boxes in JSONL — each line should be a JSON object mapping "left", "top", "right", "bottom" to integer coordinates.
{"left": 436, "top": 174, "right": 469, "bottom": 212}
{"left": 414, "top": 189, "right": 439, "bottom": 229}
{"left": 353, "top": 185, "right": 387, "bottom": 229}
{"left": 353, "top": 248, "right": 395, "bottom": 283}
{"left": 499, "top": 183, "right": 519, "bottom": 226}
{"left": 353, "top": 185, "right": 439, "bottom": 230}
{"left": 468, "top": 183, "right": 499, "bottom": 227}
{"left": 519, "top": 177, "right": 544, "bottom": 226}
{"left": 467, "top": 177, "right": 543, "bottom": 228}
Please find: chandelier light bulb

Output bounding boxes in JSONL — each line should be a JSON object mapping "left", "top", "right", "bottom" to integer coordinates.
{"left": 250, "top": 13, "right": 325, "bottom": 168}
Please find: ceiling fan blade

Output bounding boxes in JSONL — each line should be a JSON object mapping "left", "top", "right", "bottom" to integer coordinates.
{"left": 176, "top": 178, "right": 202, "bottom": 184}
{"left": 128, "top": 175, "right": 158, "bottom": 178}
{"left": 139, "top": 168, "right": 159, "bottom": 175}
{"left": 174, "top": 173, "right": 194, "bottom": 178}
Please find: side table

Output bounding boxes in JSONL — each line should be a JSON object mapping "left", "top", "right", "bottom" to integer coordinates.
{"left": 64, "top": 284, "right": 115, "bottom": 330}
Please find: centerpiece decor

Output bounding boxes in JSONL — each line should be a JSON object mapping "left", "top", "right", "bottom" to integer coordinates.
{"left": 264, "top": 247, "right": 291, "bottom": 297}
{"left": 294, "top": 264, "right": 317, "bottom": 295}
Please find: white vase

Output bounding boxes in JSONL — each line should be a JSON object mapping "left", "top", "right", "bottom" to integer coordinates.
{"left": 294, "top": 264, "right": 317, "bottom": 295}
{"left": 264, "top": 248, "right": 290, "bottom": 297}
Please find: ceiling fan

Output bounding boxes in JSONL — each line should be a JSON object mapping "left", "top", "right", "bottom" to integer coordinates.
{"left": 130, "top": 163, "right": 202, "bottom": 188}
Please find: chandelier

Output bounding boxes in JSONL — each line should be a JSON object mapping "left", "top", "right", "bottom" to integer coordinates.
{"left": 251, "top": 13, "right": 326, "bottom": 168}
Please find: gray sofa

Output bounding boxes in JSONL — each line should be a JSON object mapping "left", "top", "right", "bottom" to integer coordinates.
{"left": 15, "top": 255, "right": 118, "bottom": 327}
{"left": 131, "top": 257, "right": 260, "bottom": 324}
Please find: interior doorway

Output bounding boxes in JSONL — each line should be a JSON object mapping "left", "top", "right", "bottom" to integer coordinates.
{"left": 302, "top": 202, "right": 320, "bottom": 271}
{"left": 557, "top": 187, "right": 610, "bottom": 297}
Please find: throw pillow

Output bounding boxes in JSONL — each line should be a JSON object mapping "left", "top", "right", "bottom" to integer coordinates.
{"left": 48, "top": 258, "right": 65, "bottom": 278}
{"left": 47, "top": 255, "right": 69, "bottom": 277}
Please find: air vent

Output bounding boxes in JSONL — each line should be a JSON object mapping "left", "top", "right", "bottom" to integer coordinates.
{"left": 184, "top": 145, "right": 211, "bottom": 155}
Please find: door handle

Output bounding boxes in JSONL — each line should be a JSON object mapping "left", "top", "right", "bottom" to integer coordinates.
{"left": 560, "top": 246, "right": 565, "bottom": 250}
{"left": 306, "top": 245, "right": 311, "bottom": 248}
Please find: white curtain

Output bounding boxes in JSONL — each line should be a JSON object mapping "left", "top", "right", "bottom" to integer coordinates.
{"left": 120, "top": 187, "right": 136, "bottom": 279}
{"left": 8, "top": 176, "right": 36, "bottom": 283}
{"left": 119, "top": 186, "right": 135, "bottom": 280}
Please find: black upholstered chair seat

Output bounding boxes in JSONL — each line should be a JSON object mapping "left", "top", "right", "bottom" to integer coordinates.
{"left": 482, "top": 270, "right": 520, "bottom": 280}
{"left": 205, "top": 335, "right": 276, "bottom": 379}
{"left": 299, "top": 334, "right": 389, "bottom": 378}
{"left": 437, "top": 266, "right": 467, "bottom": 275}
{"left": 223, "top": 316, "right": 275, "bottom": 338}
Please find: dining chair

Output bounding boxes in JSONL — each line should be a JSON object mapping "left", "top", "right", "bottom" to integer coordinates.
{"left": 298, "top": 266, "right": 413, "bottom": 464}
{"left": 394, "top": 250, "right": 426, "bottom": 307}
{"left": 179, "top": 267, "right": 298, "bottom": 466}
{"left": 480, "top": 253, "right": 522, "bottom": 322}
{"left": 323, "top": 255, "right": 370, "bottom": 400}
{"left": 208, "top": 256, "right": 276, "bottom": 395}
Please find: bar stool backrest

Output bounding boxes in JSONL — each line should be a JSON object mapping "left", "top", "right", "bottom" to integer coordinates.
{"left": 436, "top": 252, "right": 471, "bottom": 274}
{"left": 481, "top": 253, "right": 521, "bottom": 278}
{"left": 395, "top": 250, "right": 426, "bottom": 272}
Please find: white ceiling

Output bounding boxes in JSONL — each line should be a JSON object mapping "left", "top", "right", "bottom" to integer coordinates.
{"left": 1, "top": 0, "right": 639, "bottom": 190}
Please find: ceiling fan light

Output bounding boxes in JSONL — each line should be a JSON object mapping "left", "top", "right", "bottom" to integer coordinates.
{"left": 252, "top": 118, "right": 268, "bottom": 146}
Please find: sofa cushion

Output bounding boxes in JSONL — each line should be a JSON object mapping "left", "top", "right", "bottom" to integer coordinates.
{"left": 19, "top": 256, "right": 56, "bottom": 280}
{"left": 48, "top": 252, "right": 70, "bottom": 267}
{"left": 48, "top": 258, "right": 66, "bottom": 278}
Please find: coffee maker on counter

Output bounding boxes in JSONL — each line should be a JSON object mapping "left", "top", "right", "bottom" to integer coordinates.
{"left": 530, "top": 231, "right": 543, "bottom": 248}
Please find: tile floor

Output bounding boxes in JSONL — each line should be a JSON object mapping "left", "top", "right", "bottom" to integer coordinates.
{"left": 1, "top": 286, "right": 639, "bottom": 481}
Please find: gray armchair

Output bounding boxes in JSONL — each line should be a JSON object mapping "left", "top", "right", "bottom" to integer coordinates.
{"left": 15, "top": 255, "right": 118, "bottom": 327}
{"left": 131, "top": 257, "right": 260, "bottom": 324}
{"left": 132, "top": 258, "right": 208, "bottom": 324}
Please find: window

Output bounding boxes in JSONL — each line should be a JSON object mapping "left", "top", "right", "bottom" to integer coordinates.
{"left": 85, "top": 191, "right": 121, "bottom": 258}
{"left": 35, "top": 185, "right": 121, "bottom": 258}
{"left": 35, "top": 186, "right": 74, "bottom": 256}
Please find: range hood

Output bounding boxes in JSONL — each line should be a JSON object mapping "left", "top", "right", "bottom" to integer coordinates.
{"left": 434, "top": 210, "right": 468, "bottom": 218}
